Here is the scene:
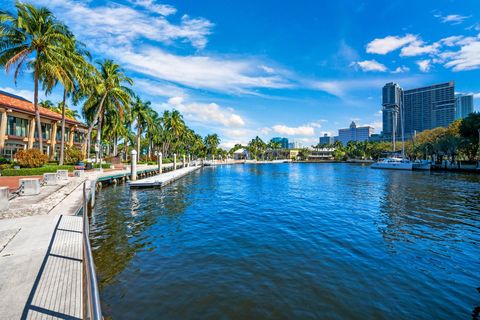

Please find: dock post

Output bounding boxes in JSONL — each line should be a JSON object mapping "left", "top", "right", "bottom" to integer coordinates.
{"left": 174, "top": 153, "right": 177, "bottom": 170}
{"left": 0, "top": 187, "right": 9, "bottom": 211}
{"left": 183, "top": 154, "right": 186, "bottom": 168}
{"left": 188, "top": 154, "right": 191, "bottom": 166}
{"left": 159, "top": 152, "right": 163, "bottom": 173}
{"left": 131, "top": 150, "right": 138, "bottom": 181}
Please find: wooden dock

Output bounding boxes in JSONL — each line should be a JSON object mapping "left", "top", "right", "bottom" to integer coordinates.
{"left": 129, "top": 165, "right": 201, "bottom": 188}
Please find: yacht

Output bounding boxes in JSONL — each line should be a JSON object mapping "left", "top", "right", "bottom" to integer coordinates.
{"left": 371, "top": 157, "right": 413, "bottom": 170}
{"left": 412, "top": 160, "right": 432, "bottom": 170}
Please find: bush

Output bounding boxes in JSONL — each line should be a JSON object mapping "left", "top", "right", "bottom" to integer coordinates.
{"left": 0, "top": 163, "right": 12, "bottom": 170}
{"left": 1, "top": 165, "right": 74, "bottom": 176}
{"left": 64, "top": 147, "right": 83, "bottom": 165}
{"left": 0, "top": 158, "right": 11, "bottom": 165}
{"left": 15, "top": 149, "right": 48, "bottom": 168}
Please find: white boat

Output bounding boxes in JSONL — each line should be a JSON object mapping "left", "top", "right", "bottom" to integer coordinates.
{"left": 412, "top": 160, "right": 431, "bottom": 170}
{"left": 371, "top": 157, "right": 413, "bottom": 170}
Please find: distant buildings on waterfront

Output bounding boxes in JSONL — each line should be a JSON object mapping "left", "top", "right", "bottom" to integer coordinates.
{"left": 319, "top": 133, "right": 335, "bottom": 145}
{"left": 288, "top": 141, "right": 303, "bottom": 149}
{"left": 337, "top": 121, "right": 374, "bottom": 145}
{"left": 271, "top": 137, "right": 289, "bottom": 149}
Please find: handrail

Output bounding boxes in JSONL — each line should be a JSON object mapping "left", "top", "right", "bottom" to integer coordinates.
{"left": 83, "top": 181, "right": 103, "bottom": 320}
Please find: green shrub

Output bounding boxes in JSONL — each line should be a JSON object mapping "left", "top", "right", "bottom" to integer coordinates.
{"left": 15, "top": 149, "right": 48, "bottom": 168}
{"left": 0, "top": 163, "right": 12, "bottom": 170}
{"left": 1, "top": 165, "right": 74, "bottom": 176}
{"left": 93, "top": 163, "right": 111, "bottom": 169}
{"left": 64, "top": 147, "right": 83, "bottom": 165}
{"left": 0, "top": 158, "right": 11, "bottom": 165}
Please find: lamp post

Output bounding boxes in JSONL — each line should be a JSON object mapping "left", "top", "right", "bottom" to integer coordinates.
{"left": 131, "top": 149, "right": 137, "bottom": 181}
{"left": 158, "top": 152, "right": 163, "bottom": 173}
{"left": 183, "top": 154, "right": 186, "bottom": 168}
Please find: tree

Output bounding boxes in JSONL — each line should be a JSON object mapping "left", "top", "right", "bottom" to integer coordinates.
{"left": 0, "top": 2, "right": 71, "bottom": 152}
{"left": 131, "top": 96, "right": 153, "bottom": 157}
{"left": 205, "top": 134, "right": 220, "bottom": 158}
{"left": 82, "top": 60, "right": 133, "bottom": 161}
{"left": 459, "top": 112, "right": 480, "bottom": 161}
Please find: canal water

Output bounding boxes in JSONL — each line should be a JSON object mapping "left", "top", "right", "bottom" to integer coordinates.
{"left": 91, "top": 163, "right": 480, "bottom": 319}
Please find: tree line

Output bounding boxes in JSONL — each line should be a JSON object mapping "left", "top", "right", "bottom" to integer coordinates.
{"left": 0, "top": 2, "right": 222, "bottom": 164}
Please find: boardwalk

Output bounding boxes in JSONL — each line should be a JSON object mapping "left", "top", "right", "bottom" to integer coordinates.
{"left": 129, "top": 165, "right": 201, "bottom": 188}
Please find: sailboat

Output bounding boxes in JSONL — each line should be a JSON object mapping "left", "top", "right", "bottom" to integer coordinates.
{"left": 371, "top": 94, "right": 413, "bottom": 170}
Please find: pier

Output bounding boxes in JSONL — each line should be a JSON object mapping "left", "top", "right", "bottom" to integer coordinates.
{"left": 129, "top": 165, "right": 201, "bottom": 188}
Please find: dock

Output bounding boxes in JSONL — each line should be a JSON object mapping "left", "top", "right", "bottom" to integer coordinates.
{"left": 129, "top": 165, "right": 201, "bottom": 188}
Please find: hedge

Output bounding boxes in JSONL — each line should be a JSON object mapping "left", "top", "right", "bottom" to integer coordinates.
{"left": 1, "top": 165, "right": 75, "bottom": 176}
{"left": 1, "top": 163, "right": 111, "bottom": 176}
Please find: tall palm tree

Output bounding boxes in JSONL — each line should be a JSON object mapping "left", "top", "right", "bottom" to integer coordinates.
{"left": 0, "top": 2, "right": 71, "bottom": 152}
{"left": 82, "top": 60, "right": 133, "bottom": 161}
{"left": 131, "top": 96, "right": 153, "bottom": 157}
{"left": 205, "top": 134, "right": 220, "bottom": 158}
{"left": 41, "top": 36, "right": 91, "bottom": 164}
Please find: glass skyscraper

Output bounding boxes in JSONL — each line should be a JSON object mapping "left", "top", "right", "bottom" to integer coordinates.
{"left": 382, "top": 81, "right": 455, "bottom": 139}
{"left": 455, "top": 93, "right": 474, "bottom": 120}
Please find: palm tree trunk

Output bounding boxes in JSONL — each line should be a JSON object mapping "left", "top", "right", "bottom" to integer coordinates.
{"left": 59, "top": 89, "right": 67, "bottom": 165}
{"left": 34, "top": 62, "right": 43, "bottom": 152}
{"left": 113, "top": 135, "right": 118, "bottom": 156}
{"left": 96, "top": 114, "right": 103, "bottom": 163}
{"left": 136, "top": 126, "right": 141, "bottom": 160}
{"left": 86, "top": 92, "right": 108, "bottom": 144}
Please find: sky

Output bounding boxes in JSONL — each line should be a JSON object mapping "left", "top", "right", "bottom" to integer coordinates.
{"left": 1, "top": 0, "right": 480, "bottom": 149}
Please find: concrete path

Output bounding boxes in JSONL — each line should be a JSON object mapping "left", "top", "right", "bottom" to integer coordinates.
{"left": 129, "top": 165, "right": 201, "bottom": 188}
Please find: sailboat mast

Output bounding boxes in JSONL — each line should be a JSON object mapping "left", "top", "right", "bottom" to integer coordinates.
{"left": 400, "top": 91, "right": 405, "bottom": 159}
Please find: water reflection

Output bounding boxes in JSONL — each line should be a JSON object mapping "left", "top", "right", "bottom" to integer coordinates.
{"left": 91, "top": 181, "right": 191, "bottom": 288}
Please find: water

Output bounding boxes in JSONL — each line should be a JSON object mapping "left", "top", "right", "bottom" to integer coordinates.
{"left": 91, "top": 163, "right": 480, "bottom": 319}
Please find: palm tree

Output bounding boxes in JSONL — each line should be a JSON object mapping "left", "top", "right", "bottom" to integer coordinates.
{"left": 82, "top": 60, "right": 133, "bottom": 161}
{"left": 205, "top": 134, "right": 220, "bottom": 158}
{"left": 41, "top": 37, "right": 90, "bottom": 164}
{"left": 131, "top": 96, "right": 153, "bottom": 157}
{"left": 0, "top": 2, "right": 71, "bottom": 152}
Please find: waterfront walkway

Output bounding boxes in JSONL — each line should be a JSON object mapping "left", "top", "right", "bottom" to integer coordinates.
{"left": 0, "top": 165, "right": 162, "bottom": 319}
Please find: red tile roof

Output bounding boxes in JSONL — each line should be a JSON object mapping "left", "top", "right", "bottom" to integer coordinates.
{"left": 0, "top": 90, "right": 86, "bottom": 127}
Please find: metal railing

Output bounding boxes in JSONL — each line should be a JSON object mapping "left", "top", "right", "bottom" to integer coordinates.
{"left": 82, "top": 181, "right": 103, "bottom": 320}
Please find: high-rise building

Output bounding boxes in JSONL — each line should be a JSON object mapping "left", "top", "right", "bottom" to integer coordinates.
{"left": 381, "top": 81, "right": 456, "bottom": 139}
{"left": 337, "top": 121, "right": 374, "bottom": 145}
{"left": 382, "top": 82, "right": 402, "bottom": 139}
{"left": 288, "top": 141, "right": 303, "bottom": 149}
{"left": 319, "top": 133, "right": 334, "bottom": 145}
{"left": 271, "top": 137, "right": 289, "bottom": 149}
{"left": 403, "top": 81, "right": 455, "bottom": 137}
{"left": 455, "top": 94, "right": 474, "bottom": 119}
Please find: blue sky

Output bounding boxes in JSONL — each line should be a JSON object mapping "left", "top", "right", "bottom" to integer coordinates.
{"left": 1, "top": 0, "right": 480, "bottom": 148}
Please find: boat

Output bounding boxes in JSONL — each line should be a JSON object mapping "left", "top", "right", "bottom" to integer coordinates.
{"left": 371, "top": 91, "right": 413, "bottom": 171}
{"left": 371, "top": 157, "right": 413, "bottom": 170}
{"left": 412, "top": 160, "right": 431, "bottom": 170}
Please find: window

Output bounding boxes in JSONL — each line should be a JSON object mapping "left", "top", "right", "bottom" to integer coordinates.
{"left": 74, "top": 131, "right": 84, "bottom": 143}
{"left": 7, "top": 116, "right": 29, "bottom": 137}
{"left": 34, "top": 122, "right": 52, "bottom": 140}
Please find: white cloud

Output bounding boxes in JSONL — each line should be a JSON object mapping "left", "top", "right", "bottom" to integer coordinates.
{"left": 128, "top": 0, "right": 176, "bottom": 16}
{"left": 366, "top": 34, "right": 417, "bottom": 54}
{"left": 437, "top": 14, "right": 471, "bottom": 25}
{"left": 167, "top": 96, "right": 185, "bottom": 106}
{"left": 354, "top": 60, "right": 387, "bottom": 72}
{"left": 272, "top": 125, "right": 315, "bottom": 136}
{"left": 443, "top": 41, "right": 480, "bottom": 71}
{"left": 400, "top": 40, "right": 439, "bottom": 56}
{"left": 166, "top": 97, "right": 246, "bottom": 127}
{"left": 36, "top": 0, "right": 213, "bottom": 50}
{"left": 0, "top": 86, "right": 33, "bottom": 101}
{"left": 260, "top": 65, "right": 275, "bottom": 74}
{"left": 440, "top": 35, "right": 465, "bottom": 47}
{"left": 417, "top": 60, "right": 432, "bottom": 72}
{"left": 113, "top": 46, "right": 291, "bottom": 94}
{"left": 391, "top": 66, "right": 410, "bottom": 73}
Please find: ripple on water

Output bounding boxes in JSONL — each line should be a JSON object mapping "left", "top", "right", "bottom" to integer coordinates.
{"left": 91, "top": 164, "right": 480, "bottom": 320}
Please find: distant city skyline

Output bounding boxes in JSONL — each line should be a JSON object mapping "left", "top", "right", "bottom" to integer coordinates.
{"left": 1, "top": 0, "right": 479, "bottom": 149}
